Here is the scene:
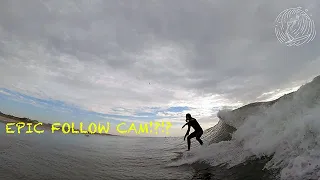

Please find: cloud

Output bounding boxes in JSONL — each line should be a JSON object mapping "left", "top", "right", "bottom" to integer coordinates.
{"left": 0, "top": 89, "right": 12, "bottom": 96}
{"left": 1, "top": 0, "right": 320, "bottom": 135}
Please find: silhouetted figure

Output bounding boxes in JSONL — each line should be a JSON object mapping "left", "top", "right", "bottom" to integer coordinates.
{"left": 182, "top": 113, "right": 203, "bottom": 151}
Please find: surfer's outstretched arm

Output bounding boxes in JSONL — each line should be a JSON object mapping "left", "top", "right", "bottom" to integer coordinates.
{"left": 182, "top": 122, "right": 188, "bottom": 129}
{"left": 184, "top": 125, "right": 190, "bottom": 141}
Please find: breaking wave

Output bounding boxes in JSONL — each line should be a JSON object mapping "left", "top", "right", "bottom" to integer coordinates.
{"left": 170, "top": 75, "right": 320, "bottom": 180}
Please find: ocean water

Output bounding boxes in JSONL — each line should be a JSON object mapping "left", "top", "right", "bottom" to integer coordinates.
{"left": 0, "top": 122, "right": 274, "bottom": 180}
{"left": 0, "top": 122, "right": 193, "bottom": 180}
{"left": 168, "top": 76, "right": 320, "bottom": 180}
{"left": 1, "top": 75, "right": 320, "bottom": 180}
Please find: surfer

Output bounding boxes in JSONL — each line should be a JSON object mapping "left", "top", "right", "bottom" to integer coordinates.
{"left": 182, "top": 113, "right": 203, "bottom": 151}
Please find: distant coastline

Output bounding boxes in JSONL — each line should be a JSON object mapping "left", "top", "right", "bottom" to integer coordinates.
{"left": 0, "top": 111, "right": 117, "bottom": 137}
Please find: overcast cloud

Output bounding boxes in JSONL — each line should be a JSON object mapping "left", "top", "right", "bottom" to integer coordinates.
{"left": 1, "top": 0, "right": 320, "bottom": 132}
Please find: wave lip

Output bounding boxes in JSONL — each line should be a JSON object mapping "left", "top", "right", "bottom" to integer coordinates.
{"left": 182, "top": 75, "right": 320, "bottom": 180}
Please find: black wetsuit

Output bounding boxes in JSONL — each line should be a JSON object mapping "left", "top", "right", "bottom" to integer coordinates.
{"left": 186, "top": 118, "right": 203, "bottom": 150}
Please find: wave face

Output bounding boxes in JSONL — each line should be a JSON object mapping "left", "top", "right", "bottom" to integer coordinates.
{"left": 172, "top": 75, "right": 320, "bottom": 180}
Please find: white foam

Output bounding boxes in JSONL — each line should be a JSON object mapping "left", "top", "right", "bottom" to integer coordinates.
{"left": 188, "top": 76, "right": 320, "bottom": 179}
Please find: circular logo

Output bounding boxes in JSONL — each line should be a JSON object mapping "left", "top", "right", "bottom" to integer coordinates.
{"left": 275, "top": 7, "right": 316, "bottom": 46}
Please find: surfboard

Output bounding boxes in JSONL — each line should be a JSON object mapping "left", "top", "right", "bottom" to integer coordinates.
{"left": 172, "top": 150, "right": 194, "bottom": 158}
{"left": 173, "top": 151, "right": 186, "bottom": 154}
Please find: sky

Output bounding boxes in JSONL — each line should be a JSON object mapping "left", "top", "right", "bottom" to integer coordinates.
{"left": 0, "top": 0, "right": 320, "bottom": 137}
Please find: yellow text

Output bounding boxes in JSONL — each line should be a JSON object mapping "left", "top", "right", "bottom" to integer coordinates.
{"left": 5, "top": 122, "right": 44, "bottom": 134}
